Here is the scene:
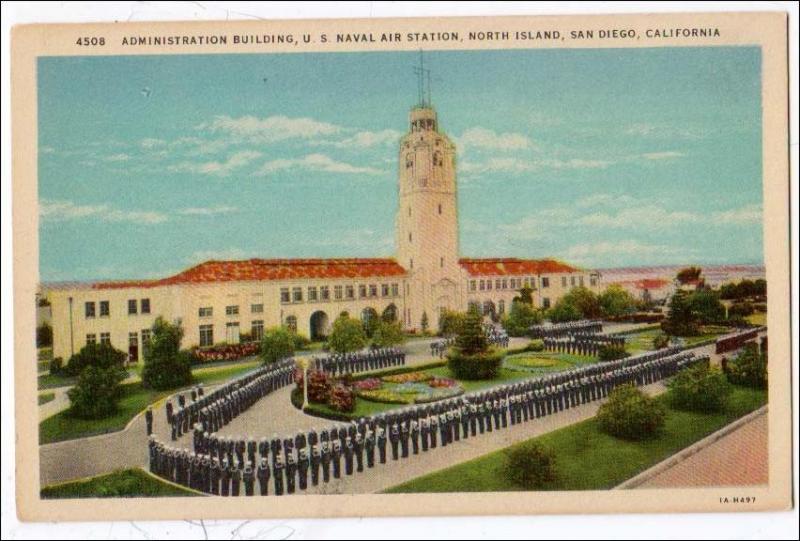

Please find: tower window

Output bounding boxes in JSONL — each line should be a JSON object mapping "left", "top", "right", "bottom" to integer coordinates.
{"left": 440, "top": 257, "right": 444, "bottom": 268}
{"left": 408, "top": 207, "right": 411, "bottom": 217}
{"left": 408, "top": 232, "right": 412, "bottom": 243}
{"left": 410, "top": 259, "right": 413, "bottom": 269}
{"left": 406, "top": 155, "right": 413, "bottom": 168}
{"left": 438, "top": 204, "right": 442, "bottom": 215}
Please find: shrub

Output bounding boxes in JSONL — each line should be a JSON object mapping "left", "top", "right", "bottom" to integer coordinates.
{"left": 661, "top": 290, "right": 700, "bottom": 337}
{"left": 727, "top": 343, "right": 768, "bottom": 389}
{"left": 729, "top": 302, "right": 755, "bottom": 318}
{"left": 295, "top": 369, "right": 332, "bottom": 403}
{"left": 291, "top": 332, "right": 312, "bottom": 350}
{"left": 37, "top": 322, "right": 53, "bottom": 348}
{"left": 598, "top": 344, "right": 629, "bottom": 362}
{"left": 49, "top": 357, "right": 64, "bottom": 376}
{"left": 328, "top": 316, "right": 368, "bottom": 353}
{"left": 503, "top": 440, "right": 558, "bottom": 489}
{"left": 329, "top": 384, "right": 355, "bottom": 413}
{"left": 438, "top": 310, "right": 466, "bottom": 336}
{"left": 260, "top": 326, "right": 296, "bottom": 364}
{"left": 141, "top": 317, "right": 193, "bottom": 390}
{"left": 64, "top": 343, "right": 127, "bottom": 377}
{"left": 66, "top": 364, "right": 127, "bottom": 419}
{"left": 667, "top": 364, "right": 732, "bottom": 412}
{"left": 652, "top": 334, "right": 670, "bottom": 350}
{"left": 447, "top": 348, "right": 505, "bottom": 380}
{"left": 598, "top": 285, "right": 637, "bottom": 318}
{"left": 528, "top": 339, "right": 545, "bottom": 352}
{"left": 371, "top": 320, "right": 406, "bottom": 348}
{"left": 502, "top": 301, "right": 543, "bottom": 337}
{"left": 596, "top": 384, "right": 665, "bottom": 440}
{"left": 420, "top": 311, "right": 429, "bottom": 333}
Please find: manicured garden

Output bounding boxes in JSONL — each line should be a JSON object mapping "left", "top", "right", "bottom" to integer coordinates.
{"left": 39, "top": 359, "right": 261, "bottom": 444}
{"left": 38, "top": 392, "right": 56, "bottom": 406}
{"left": 40, "top": 468, "right": 200, "bottom": 498}
{"left": 385, "top": 384, "right": 766, "bottom": 493}
{"left": 503, "top": 351, "right": 596, "bottom": 375}
{"left": 619, "top": 325, "right": 731, "bottom": 354}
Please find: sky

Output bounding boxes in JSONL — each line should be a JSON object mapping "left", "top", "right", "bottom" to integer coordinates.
{"left": 38, "top": 47, "right": 763, "bottom": 282}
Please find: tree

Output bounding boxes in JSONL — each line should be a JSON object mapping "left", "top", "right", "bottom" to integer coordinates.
{"left": 371, "top": 320, "right": 406, "bottom": 347}
{"left": 598, "top": 344, "right": 629, "bottom": 362}
{"left": 598, "top": 285, "right": 636, "bottom": 318}
{"left": 328, "top": 315, "right": 368, "bottom": 353}
{"left": 547, "top": 299, "right": 582, "bottom": 323}
{"left": 502, "top": 300, "right": 542, "bottom": 337}
{"left": 447, "top": 306, "right": 505, "bottom": 379}
{"left": 37, "top": 322, "right": 53, "bottom": 348}
{"left": 438, "top": 309, "right": 466, "bottom": 336}
{"left": 420, "top": 311, "right": 429, "bottom": 333}
{"left": 260, "top": 326, "right": 296, "bottom": 364}
{"left": 141, "top": 317, "right": 193, "bottom": 390}
{"left": 455, "top": 307, "right": 488, "bottom": 355}
{"left": 504, "top": 441, "right": 557, "bottom": 489}
{"left": 689, "top": 288, "right": 725, "bottom": 323}
{"left": 676, "top": 266, "right": 702, "bottom": 284}
{"left": 64, "top": 342, "right": 127, "bottom": 377}
{"left": 727, "top": 343, "right": 768, "bottom": 389}
{"left": 661, "top": 290, "right": 700, "bottom": 336}
{"left": 67, "top": 364, "right": 127, "bottom": 419}
{"left": 548, "top": 286, "right": 600, "bottom": 322}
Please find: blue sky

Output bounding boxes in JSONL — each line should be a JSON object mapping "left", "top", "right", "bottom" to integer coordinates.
{"left": 38, "top": 47, "right": 763, "bottom": 282}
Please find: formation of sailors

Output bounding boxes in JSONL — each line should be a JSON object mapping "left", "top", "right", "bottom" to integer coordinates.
{"left": 430, "top": 337, "right": 456, "bottom": 358}
{"left": 165, "top": 359, "right": 296, "bottom": 441}
{"left": 715, "top": 326, "right": 766, "bottom": 355}
{"left": 311, "top": 348, "right": 405, "bottom": 376}
{"left": 430, "top": 325, "right": 509, "bottom": 358}
{"left": 543, "top": 334, "right": 626, "bottom": 355}
{"left": 529, "top": 319, "right": 603, "bottom": 339}
{"left": 148, "top": 346, "right": 705, "bottom": 496}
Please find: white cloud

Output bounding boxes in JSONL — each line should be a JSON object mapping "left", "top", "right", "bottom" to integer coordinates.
{"left": 575, "top": 194, "right": 639, "bottom": 208}
{"left": 178, "top": 206, "right": 239, "bottom": 216}
{"left": 457, "top": 127, "right": 532, "bottom": 151}
{"left": 460, "top": 156, "right": 612, "bottom": 176}
{"left": 641, "top": 151, "right": 685, "bottom": 161}
{"left": 563, "top": 240, "right": 691, "bottom": 264}
{"left": 324, "top": 129, "right": 403, "bottom": 148}
{"left": 256, "top": 153, "right": 384, "bottom": 176}
{"left": 39, "top": 199, "right": 167, "bottom": 224}
{"left": 579, "top": 206, "right": 699, "bottom": 229}
{"left": 168, "top": 150, "right": 262, "bottom": 176}
{"left": 202, "top": 115, "right": 342, "bottom": 143}
{"left": 104, "top": 153, "right": 131, "bottom": 162}
{"left": 139, "top": 138, "right": 166, "bottom": 149}
{"left": 710, "top": 204, "right": 762, "bottom": 225}
{"left": 187, "top": 248, "right": 253, "bottom": 263}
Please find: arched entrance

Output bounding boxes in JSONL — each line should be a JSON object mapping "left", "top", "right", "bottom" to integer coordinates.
{"left": 483, "top": 300, "right": 497, "bottom": 322}
{"left": 381, "top": 303, "right": 398, "bottom": 323}
{"left": 310, "top": 311, "right": 329, "bottom": 340}
{"left": 361, "top": 307, "right": 379, "bottom": 337}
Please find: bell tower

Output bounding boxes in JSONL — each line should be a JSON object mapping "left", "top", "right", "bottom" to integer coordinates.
{"left": 396, "top": 54, "right": 462, "bottom": 330}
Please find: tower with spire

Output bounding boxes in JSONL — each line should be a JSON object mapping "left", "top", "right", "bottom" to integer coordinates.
{"left": 395, "top": 53, "right": 464, "bottom": 330}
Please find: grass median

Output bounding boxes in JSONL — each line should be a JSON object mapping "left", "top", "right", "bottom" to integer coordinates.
{"left": 386, "top": 385, "right": 766, "bottom": 493}
{"left": 40, "top": 468, "right": 200, "bottom": 498}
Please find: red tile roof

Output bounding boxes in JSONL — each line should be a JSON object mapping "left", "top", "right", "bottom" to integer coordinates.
{"left": 90, "top": 258, "right": 407, "bottom": 289}
{"left": 458, "top": 258, "right": 580, "bottom": 276}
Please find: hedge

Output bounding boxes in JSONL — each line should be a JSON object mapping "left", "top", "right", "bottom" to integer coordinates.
{"left": 447, "top": 348, "right": 506, "bottom": 380}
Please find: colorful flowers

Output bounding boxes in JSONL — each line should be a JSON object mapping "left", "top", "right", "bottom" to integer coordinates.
{"left": 382, "top": 371, "right": 432, "bottom": 384}
{"left": 428, "top": 377, "right": 457, "bottom": 388}
{"left": 353, "top": 378, "right": 383, "bottom": 391}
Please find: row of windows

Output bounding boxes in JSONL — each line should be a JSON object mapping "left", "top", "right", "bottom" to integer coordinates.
{"left": 86, "top": 328, "right": 152, "bottom": 349}
{"left": 198, "top": 320, "right": 264, "bottom": 347}
{"left": 468, "top": 275, "right": 597, "bottom": 293}
{"left": 280, "top": 283, "right": 400, "bottom": 304}
{"left": 84, "top": 298, "right": 150, "bottom": 319}
{"left": 197, "top": 304, "right": 263, "bottom": 318}
{"left": 467, "top": 297, "right": 553, "bottom": 314}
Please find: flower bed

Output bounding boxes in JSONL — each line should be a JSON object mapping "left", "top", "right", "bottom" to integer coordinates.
{"left": 352, "top": 378, "right": 383, "bottom": 391}
{"left": 192, "top": 342, "right": 260, "bottom": 363}
{"left": 382, "top": 371, "right": 432, "bottom": 384}
{"left": 355, "top": 377, "right": 463, "bottom": 404}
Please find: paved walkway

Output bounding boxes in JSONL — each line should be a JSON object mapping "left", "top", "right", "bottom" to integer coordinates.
{"left": 635, "top": 409, "right": 768, "bottom": 489}
{"left": 38, "top": 387, "right": 71, "bottom": 421}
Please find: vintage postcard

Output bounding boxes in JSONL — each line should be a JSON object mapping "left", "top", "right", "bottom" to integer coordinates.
{"left": 11, "top": 11, "right": 791, "bottom": 521}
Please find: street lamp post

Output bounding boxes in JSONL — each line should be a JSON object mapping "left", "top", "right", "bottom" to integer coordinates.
{"left": 297, "top": 357, "right": 310, "bottom": 410}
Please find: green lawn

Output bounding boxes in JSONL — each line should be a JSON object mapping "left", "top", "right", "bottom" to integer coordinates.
{"left": 621, "top": 326, "right": 730, "bottom": 354}
{"left": 40, "top": 468, "right": 200, "bottom": 498}
{"left": 746, "top": 312, "right": 767, "bottom": 326}
{"left": 38, "top": 392, "right": 56, "bottom": 406}
{"left": 37, "top": 373, "right": 78, "bottom": 390}
{"left": 503, "top": 351, "right": 597, "bottom": 375}
{"left": 386, "top": 385, "right": 767, "bottom": 493}
{"left": 39, "top": 359, "right": 262, "bottom": 444}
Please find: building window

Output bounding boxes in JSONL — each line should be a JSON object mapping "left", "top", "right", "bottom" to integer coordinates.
{"left": 408, "top": 232, "right": 412, "bottom": 243}
{"left": 542, "top": 298, "right": 551, "bottom": 309}
{"left": 524, "top": 278, "right": 530, "bottom": 287}
{"left": 308, "top": 286, "right": 318, "bottom": 302}
{"left": 285, "top": 315, "right": 298, "bottom": 333}
{"left": 85, "top": 301, "right": 96, "bottom": 319}
{"left": 141, "top": 329, "right": 152, "bottom": 347}
{"left": 590, "top": 276, "right": 597, "bottom": 287}
{"left": 479, "top": 280, "right": 485, "bottom": 291}
{"left": 499, "top": 300, "right": 505, "bottom": 315}
{"left": 226, "top": 305, "right": 239, "bottom": 316}
{"left": 251, "top": 303, "right": 264, "bottom": 313}
{"left": 86, "top": 333, "right": 96, "bottom": 345}
{"left": 440, "top": 257, "right": 444, "bottom": 268}
{"left": 487, "top": 280, "right": 493, "bottom": 290}
{"left": 381, "top": 284, "right": 390, "bottom": 297}
{"left": 571, "top": 276, "right": 576, "bottom": 287}
{"left": 346, "top": 285, "right": 355, "bottom": 299}
{"left": 369, "top": 284, "right": 378, "bottom": 298}
{"left": 100, "top": 332, "right": 111, "bottom": 346}
{"left": 542, "top": 277, "right": 550, "bottom": 288}
{"left": 141, "top": 298, "right": 151, "bottom": 314}
{"left": 495, "top": 279, "right": 501, "bottom": 290}
{"left": 199, "top": 325, "right": 214, "bottom": 347}
{"left": 502, "top": 279, "right": 508, "bottom": 290}
{"left": 470, "top": 280, "right": 476, "bottom": 291}
{"left": 292, "top": 287, "right": 303, "bottom": 302}
{"left": 359, "top": 285, "right": 367, "bottom": 298}
{"left": 438, "top": 203, "right": 442, "bottom": 214}
{"left": 280, "top": 288, "right": 290, "bottom": 303}
{"left": 391, "top": 283, "right": 399, "bottom": 297}
{"left": 199, "top": 306, "right": 213, "bottom": 318}
{"left": 334, "top": 285, "right": 343, "bottom": 300}
{"left": 320, "top": 286, "right": 330, "bottom": 301}
{"left": 99, "top": 300, "right": 110, "bottom": 317}
{"left": 251, "top": 320, "right": 264, "bottom": 342}
{"left": 128, "top": 332, "right": 139, "bottom": 362}
{"left": 561, "top": 276, "right": 568, "bottom": 288}
{"left": 408, "top": 207, "right": 411, "bottom": 217}
{"left": 410, "top": 259, "right": 413, "bottom": 269}
{"left": 128, "top": 299, "right": 137, "bottom": 315}
{"left": 226, "top": 322, "right": 240, "bottom": 344}
{"left": 579, "top": 276, "right": 584, "bottom": 287}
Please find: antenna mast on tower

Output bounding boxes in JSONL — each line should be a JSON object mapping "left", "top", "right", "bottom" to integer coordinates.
{"left": 413, "top": 50, "right": 431, "bottom": 107}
